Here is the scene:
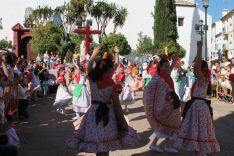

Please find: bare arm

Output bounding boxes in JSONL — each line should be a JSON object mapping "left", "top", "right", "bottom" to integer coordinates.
{"left": 113, "top": 46, "right": 120, "bottom": 70}
{"left": 169, "top": 43, "right": 180, "bottom": 74}
{"left": 194, "top": 41, "right": 203, "bottom": 78}
{"left": 165, "top": 47, "right": 168, "bottom": 56}
{"left": 169, "top": 54, "right": 178, "bottom": 74}
{"left": 87, "top": 47, "right": 99, "bottom": 73}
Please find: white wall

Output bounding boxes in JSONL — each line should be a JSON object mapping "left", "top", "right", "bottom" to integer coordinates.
{"left": 176, "top": 6, "right": 212, "bottom": 67}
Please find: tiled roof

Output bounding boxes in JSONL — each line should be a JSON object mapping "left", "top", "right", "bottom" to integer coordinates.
{"left": 175, "top": 0, "right": 195, "bottom": 6}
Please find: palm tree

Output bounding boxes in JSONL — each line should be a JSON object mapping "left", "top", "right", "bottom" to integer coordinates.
{"left": 113, "top": 7, "right": 128, "bottom": 33}
{"left": 89, "top": 1, "right": 117, "bottom": 38}
{"left": 101, "top": 2, "right": 116, "bottom": 37}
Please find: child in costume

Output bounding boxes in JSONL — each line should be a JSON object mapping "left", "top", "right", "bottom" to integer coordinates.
{"left": 173, "top": 41, "right": 220, "bottom": 156}
{"left": 144, "top": 60, "right": 158, "bottom": 88}
{"left": 53, "top": 67, "right": 72, "bottom": 115}
{"left": 143, "top": 55, "right": 181, "bottom": 153}
{"left": 115, "top": 64, "right": 134, "bottom": 113}
{"left": 72, "top": 64, "right": 91, "bottom": 120}
{"left": 67, "top": 48, "right": 138, "bottom": 156}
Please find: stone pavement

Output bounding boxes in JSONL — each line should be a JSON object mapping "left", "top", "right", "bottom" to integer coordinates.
{"left": 17, "top": 92, "right": 234, "bottom": 156}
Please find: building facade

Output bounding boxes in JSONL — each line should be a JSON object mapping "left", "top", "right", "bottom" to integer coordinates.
{"left": 176, "top": 0, "right": 212, "bottom": 67}
{"left": 211, "top": 9, "right": 234, "bottom": 61}
{"left": 211, "top": 21, "right": 223, "bottom": 61}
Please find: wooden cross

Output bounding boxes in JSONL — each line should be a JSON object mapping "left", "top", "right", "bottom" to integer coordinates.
{"left": 74, "top": 25, "right": 101, "bottom": 54}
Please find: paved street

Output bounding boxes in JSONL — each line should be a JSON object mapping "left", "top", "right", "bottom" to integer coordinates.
{"left": 17, "top": 92, "right": 234, "bottom": 156}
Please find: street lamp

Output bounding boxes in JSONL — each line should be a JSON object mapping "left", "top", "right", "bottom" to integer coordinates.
{"left": 195, "top": 20, "right": 204, "bottom": 41}
{"left": 202, "top": 0, "right": 209, "bottom": 61}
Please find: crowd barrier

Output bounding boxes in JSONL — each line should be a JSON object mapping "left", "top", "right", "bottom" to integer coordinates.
{"left": 216, "top": 74, "right": 232, "bottom": 100}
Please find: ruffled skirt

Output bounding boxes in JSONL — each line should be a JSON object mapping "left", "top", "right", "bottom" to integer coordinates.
{"left": 66, "top": 104, "right": 139, "bottom": 153}
{"left": 72, "top": 86, "right": 91, "bottom": 113}
{"left": 173, "top": 100, "right": 220, "bottom": 153}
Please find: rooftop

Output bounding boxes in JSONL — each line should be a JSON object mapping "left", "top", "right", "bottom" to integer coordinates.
{"left": 175, "top": 0, "right": 196, "bottom": 7}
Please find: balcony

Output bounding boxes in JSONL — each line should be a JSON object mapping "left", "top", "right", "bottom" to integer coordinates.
{"left": 223, "top": 32, "right": 228, "bottom": 39}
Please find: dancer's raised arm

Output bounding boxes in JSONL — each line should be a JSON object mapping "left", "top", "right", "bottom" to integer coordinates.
{"left": 194, "top": 40, "right": 203, "bottom": 78}
{"left": 88, "top": 47, "right": 99, "bottom": 73}
{"left": 114, "top": 46, "right": 120, "bottom": 70}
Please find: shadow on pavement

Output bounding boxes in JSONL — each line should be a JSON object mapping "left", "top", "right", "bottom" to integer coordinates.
{"left": 212, "top": 111, "right": 234, "bottom": 156}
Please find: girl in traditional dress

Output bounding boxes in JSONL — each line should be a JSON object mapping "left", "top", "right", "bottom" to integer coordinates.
{"left": 144, "top": 60, "right": 158, "bottom": 88}
{"left": 67, "top": 48, "right": 138, "bottom": 156}
{"left": 173, "top": 41, "right": 220, "bottom": 156}
{"left": 53, "top": 67, "right": 72, "bottom": 115}
{"left": 128, "top": 64, "right": 144, "bottom": 92}
{"left": 115, "top": 64, "right": 134, "bottom": 113}
{"left": 72, "top": 64, "right": 91, "bottom": 120}
{"left": 143, "top": 55, "right": 181, "bottom": 153}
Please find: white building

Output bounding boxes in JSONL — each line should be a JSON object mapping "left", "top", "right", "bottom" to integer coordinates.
{"left": 211, "top": 9, "right": 234, "bottom": 60}
{"left": 176, "top": 0, "right": 212, "bottom": 68}
{"left": 211, "top": 21, "right": 223, "bottom": 61}
{"left": 221, "top": 9, "right": 234, "bottom": 59}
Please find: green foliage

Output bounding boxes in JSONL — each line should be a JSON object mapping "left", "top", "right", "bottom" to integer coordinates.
{"left": 0, "top": 39, "right": 12, "bottom": 51}
{"left": 135, "top": 32, "right": 154, "bottom": 56}
{"left": 99, "top": 33, "right": 131, "bottom": 55}
{"left": 24, "top": 5, "right": 53, "bottom": 27}
{"left": 88, "top": 1, "right": 128, "bottom": 38}
{"left": 59, "top": 33, "right": 84, "bottom": 61}
{"left": 157, "top": 41, "right": 186, "bottom": 58}
{"left": 113, "top": 7, "right": 128, "bottom": 33}
{"left": 153, "top": 0, "right": 178, "bottom": 49}
{"left": 31, "top": 22, "right": 63, "bottom": 54}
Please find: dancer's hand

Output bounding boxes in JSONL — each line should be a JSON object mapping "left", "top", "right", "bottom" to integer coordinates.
{"left": 114, "top": 46, "right": 120, "bottom": 53}
{"left": 91, "top": 47, "right": 100, "bottom": 59}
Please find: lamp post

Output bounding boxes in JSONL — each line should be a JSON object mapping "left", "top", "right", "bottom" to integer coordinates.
{"left": 202, "top": 0, "right": 209, "bottom": 61}
{"left": 195, "top": 20, "right": 204, "bottom": 41}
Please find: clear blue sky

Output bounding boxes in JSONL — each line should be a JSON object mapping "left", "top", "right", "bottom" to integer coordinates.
{"left": 196, "top": 0, "right": 234, "bottom": 22}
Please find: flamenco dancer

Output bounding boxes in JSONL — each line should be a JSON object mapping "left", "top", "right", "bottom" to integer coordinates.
{"left": 67, "top": 48, "right": 138, "bottom": 156}
{"left": 53, "top": 67, "right": 72, "bottom": 114}
{"left": 72, "top": 64, "right": 91, "bottom": 120}
{"left": 143, "top": 54, "right": 181, "bottom": 153}
{"left": 173, "top": 41, "right": 220, "bottom": 156}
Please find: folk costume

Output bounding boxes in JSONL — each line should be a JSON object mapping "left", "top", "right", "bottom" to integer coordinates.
{"left": 143, "top": 71, "right": 181, "bottom": 136}
{"left": 143, "top": 70, "right": 181, "bottom": 152}
{"left": 72, "top": 74, "right": 91, "bottom": 119}
{"left": 116, "top": 64, "right": 134, "bottom": 113}
{"left": 67, "top": 55, "right": 138, "bottom": 153}
{"left": 53, "top": 73, "right": 72, "bottom": 114}
{"left": 173, "top": 68, "right": 220, "bottom": 154}
{"left": 128, "top": 65, "right": 144, "bottom": 92}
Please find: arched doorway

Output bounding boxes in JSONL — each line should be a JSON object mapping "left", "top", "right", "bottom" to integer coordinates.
{"left": 12, "top": 23, "right": 37, "bottom": 60}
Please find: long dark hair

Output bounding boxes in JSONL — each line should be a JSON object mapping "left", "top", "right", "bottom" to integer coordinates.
{"left": 158, "top": 58, "right": 169, "bottom": 74}
{"left": 201, "top": 60, "right": 211, "bottom": 96}
{"left": 89, "top": 57, "right": 114, "bottom": 82}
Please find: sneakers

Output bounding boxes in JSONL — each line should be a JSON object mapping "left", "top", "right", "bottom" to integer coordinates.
{"left": 149, "top": 144, "right": 163, "bottom": 153}
{"left": 164, "top": 146, "right": 178, "bottom": 153}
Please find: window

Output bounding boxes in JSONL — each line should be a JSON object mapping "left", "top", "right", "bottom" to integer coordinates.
{"left": 178, "top": 18, "right": 184, "bottom": 26}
